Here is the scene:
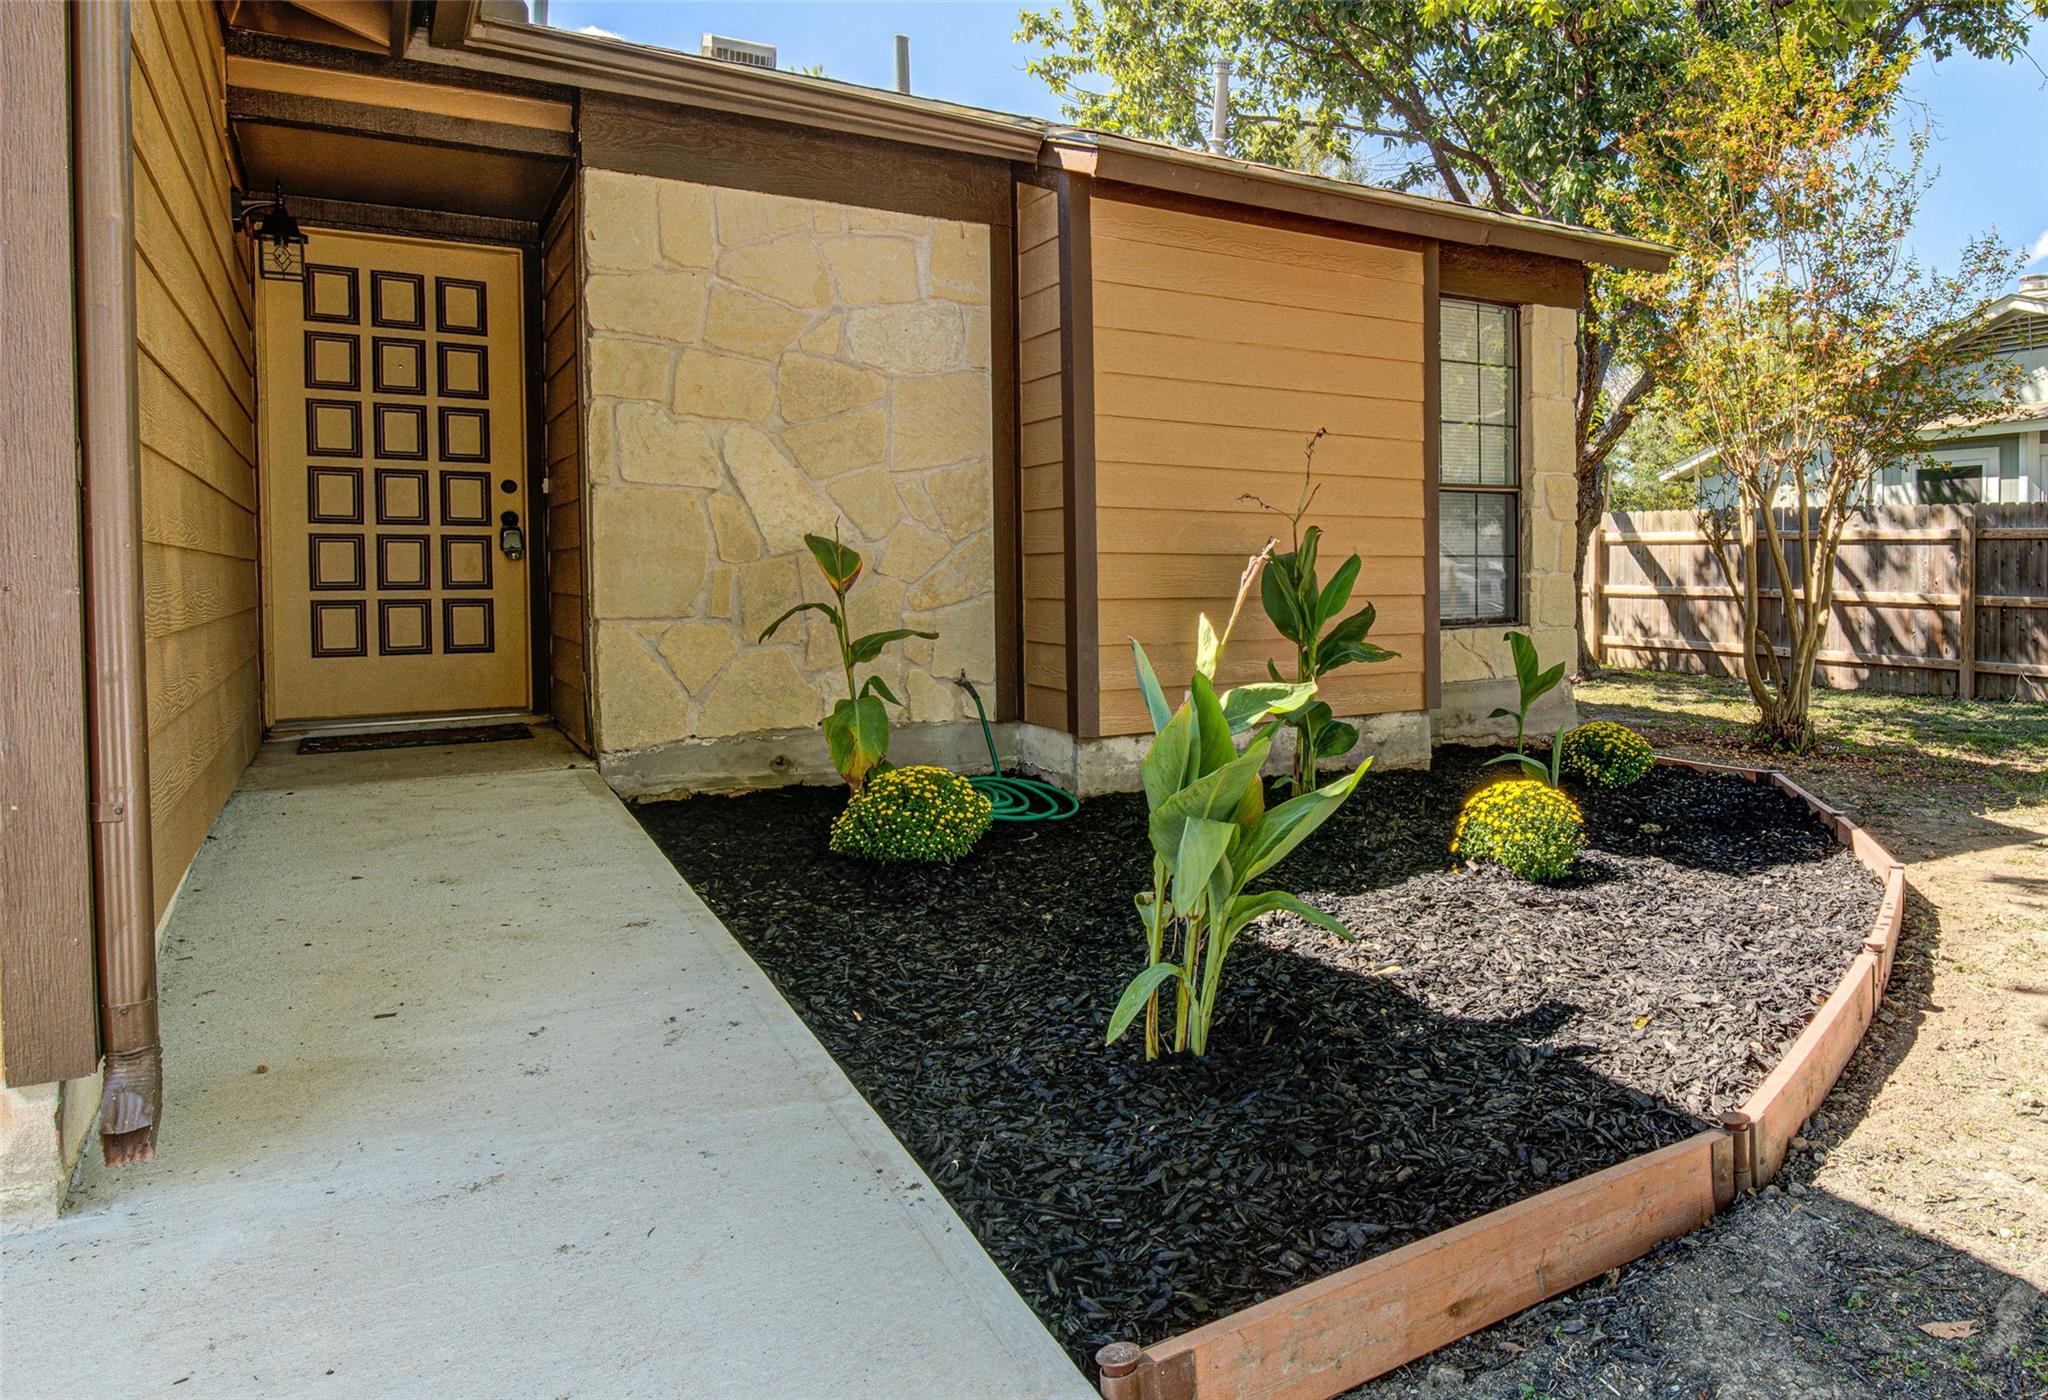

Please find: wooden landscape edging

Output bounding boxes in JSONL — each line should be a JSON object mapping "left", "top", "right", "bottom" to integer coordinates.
{"left": 1095, "top": 757, "right": 1906, "bottom": 1400}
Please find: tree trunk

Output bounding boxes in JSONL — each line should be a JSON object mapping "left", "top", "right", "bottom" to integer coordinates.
{"left": 1752, "top": 686, "right": 1815, "bottom": 752}
{"left": 1572, "top": 464, "right": 1605, "bottom": 674}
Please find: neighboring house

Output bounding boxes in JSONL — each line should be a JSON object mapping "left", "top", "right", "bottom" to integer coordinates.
{"left": 0, "top": 0, "right": 1666, "bottom": 1218}
{"left": 1662, "top": 274, "right": 2048, "bottom": 508}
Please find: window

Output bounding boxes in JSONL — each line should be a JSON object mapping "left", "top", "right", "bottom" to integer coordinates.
{"left": 1438, "top": 298, "right": 1519, "bottom": 626}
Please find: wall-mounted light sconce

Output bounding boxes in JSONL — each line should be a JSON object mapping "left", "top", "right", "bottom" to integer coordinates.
{"left": 230, "top": 183, "right": 308, "bottom": 282}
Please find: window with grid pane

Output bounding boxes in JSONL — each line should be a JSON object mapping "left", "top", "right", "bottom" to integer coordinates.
{"left": 1438, "top": 298, "right": 1519, "bottom": 626}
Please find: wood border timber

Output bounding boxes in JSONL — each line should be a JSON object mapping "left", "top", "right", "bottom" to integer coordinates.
{"left": 1095, "top": 757, "right": 1905, "bottom": 1400}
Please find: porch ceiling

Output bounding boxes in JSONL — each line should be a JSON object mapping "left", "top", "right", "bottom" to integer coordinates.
{"left": 230, "top": 116, "right": 567, "bottom": 221}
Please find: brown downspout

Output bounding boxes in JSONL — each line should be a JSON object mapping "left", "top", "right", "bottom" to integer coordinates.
{"left": 74, "top": 0, "right": 162, "bottom": 1167}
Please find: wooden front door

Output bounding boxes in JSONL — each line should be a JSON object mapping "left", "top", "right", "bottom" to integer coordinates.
{"left": 257, "top": 229, "right": 531, "bottom": 724}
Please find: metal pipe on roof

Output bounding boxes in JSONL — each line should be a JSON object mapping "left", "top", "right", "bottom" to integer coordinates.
{"left": 895, "top": 34, "right": 910, "bottom": 95}
{"left": 1209, "top": 57, "right": 1230, "bottom": 155}
{"left": 73, "top": 0, "right": 163, "bottom": 1167}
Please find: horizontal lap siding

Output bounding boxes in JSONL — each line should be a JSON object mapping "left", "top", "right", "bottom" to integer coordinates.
{"left": 542, "top": 191, "right": 590, "bottom": 749}
{"left": 1017, "top": 184, "right": 1066, "bottom": 728}
{"left": 133, "top": 0, "right": 260, "bottom": 918}
{"left": 1088, "top": 198, "right": 1428, "bottom": 736}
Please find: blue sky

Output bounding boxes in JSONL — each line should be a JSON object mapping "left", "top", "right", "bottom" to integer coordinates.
{"left": 546, "top": 2, "right": 2046, "bottom": 273}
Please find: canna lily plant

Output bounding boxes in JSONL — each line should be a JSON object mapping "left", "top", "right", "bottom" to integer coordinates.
{"left": 1245, "top": 429, "right": 1399, "bottom": 797}
{"left": 1483, "top": 630, "right": 1568, "bottom": 786}
{"left": 1107, "top": 551, "right": 1366, "bottom": 1060}
{"left": 759, "top": 531, "right": 934, "bottom": 792}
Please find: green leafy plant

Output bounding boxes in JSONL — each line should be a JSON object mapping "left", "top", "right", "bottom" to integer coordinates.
{"left": 1244, "top": 429, "right": 1399, "bottom": 798}
{"left": 1484, "top": 630, "right": 1568, "bottom": 785}
{"left": 759, "top": 531, "right": 934, "bottom": 792}
{"left": 1452, "top": 779, "right": 1585, "bottom": 883}
{"left": 830, "top": 765, "right": 993, "bottom": 863}
{"left": 1107, "top": 552, "right": 1361, "bottom": 1060}
{"left": 1560, "top": 721, "right": 1654, "bottom": 788}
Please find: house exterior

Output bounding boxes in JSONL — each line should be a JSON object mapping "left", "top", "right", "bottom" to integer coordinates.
{"left": 0, "top": 0, "right": 1666, "bottom": 1221}
{"left": 1665, "top": 274, "right": 2048, "bottom": 508}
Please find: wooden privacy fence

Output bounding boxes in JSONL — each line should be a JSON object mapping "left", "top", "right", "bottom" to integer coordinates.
{"left": 1588, "top": 504, "right": 2048, "bottom": 701}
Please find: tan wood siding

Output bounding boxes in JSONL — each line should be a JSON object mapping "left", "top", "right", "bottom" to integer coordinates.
{"left": 133, "top": 0, "right": 260, "bottom": 919}
{"left": 1017, "top": 184, "right": 1066, "bottom": 728}
{"left": 1089, "top": 197, "right": 1428, "bottom": 736}
{"left": 542, "top": 188, "right": 590, "bottom": 749}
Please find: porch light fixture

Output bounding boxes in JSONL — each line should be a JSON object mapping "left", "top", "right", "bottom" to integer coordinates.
{"left": 231, "top": 183, "right": 308, "bottom": 282}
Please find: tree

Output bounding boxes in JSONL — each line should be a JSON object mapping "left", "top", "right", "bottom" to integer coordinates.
{"left": 1603, "top": 400, "right": 1700, "bottom": 511}
{"left": 1015, "top": 0, "right": 2044, "bottom": 667}
{"left": 1624, "top": 36, "right": 2024, "bottom": 750}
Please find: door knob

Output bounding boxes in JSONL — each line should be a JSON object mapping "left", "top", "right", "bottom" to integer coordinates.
{"left": 499, "top": 509, "right": 526, "bottom": 561}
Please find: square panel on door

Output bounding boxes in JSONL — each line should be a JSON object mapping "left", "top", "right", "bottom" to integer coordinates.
{"left": 376, "top": 534, "right": 431, "bottom": 590}
{"left": 306, "top": 400, "right": 361, "bottom": 457}
{"left": 442, "top": 599, "right": 495, "bottom": 654}
{"left": 307, "top": 466, "right": 363, "bottom": 524}
{"left": 303, "top": 265, "right": 359, "bottom": 324}
{"left": 441, "top": 535, "right": 493, "bottom": 590}
{"left": 371, "top": 270, "right": 426, "bottom": 330}
{"left": 439, "top": 471, "right": 491, "bottom": 526}
{"left": 374, "top": 403, "right": 428, "bottom": 460}
{"left": 376, "top": 468, "right": 430, "bottom": 525}
{"left": 378, "top": 600, "right": 433, "bottom": 656}
{"left": 372, "top": 336, "right": 426, "bottom": 395}
{"left": 437, "top": 343, "right": 489, "bottom": 399}
{"left": 438, "top": 408, "right": 490, "bottom": 462}
{"left": 307, "top": 533, "right": 366, "bottom": 591}
{"left": 304, "top": 333, "right": 360, "bottom": 391}
{"left": 435, "top": 276, "right": 488, "bottom": 335}
{"left": 310, "top": 600, "right": 367, "bottom": 657}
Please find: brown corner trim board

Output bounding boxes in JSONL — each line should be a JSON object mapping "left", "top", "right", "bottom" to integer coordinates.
{"left": 1095, "top": 757, "right": 1905, "bottom": 1400}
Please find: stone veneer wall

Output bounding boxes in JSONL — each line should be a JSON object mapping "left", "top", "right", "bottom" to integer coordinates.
{"left": 1435, "top": 300, "right": 1581, "bottom": 739}
{"left": 577, "top": 170, "right": 997, "bottom": 758}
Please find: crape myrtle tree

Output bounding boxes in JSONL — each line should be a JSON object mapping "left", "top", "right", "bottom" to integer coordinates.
{"left": 1622, "top": 36, "right": 2024, "bottom": 751}
{"left": 1015, "top": 0, "right": 2045, "bottom": 668}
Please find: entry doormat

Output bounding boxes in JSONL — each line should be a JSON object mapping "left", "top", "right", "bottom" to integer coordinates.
{"left": 297, "top": 722, "right": 532, "bottom": 755}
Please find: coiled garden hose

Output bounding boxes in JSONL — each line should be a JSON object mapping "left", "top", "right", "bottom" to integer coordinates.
{"left": 954, "top": 679, "right": 1080, "bottom": 822}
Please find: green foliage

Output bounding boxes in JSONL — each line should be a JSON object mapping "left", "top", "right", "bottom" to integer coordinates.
{"left": 1605, "top": 401, "right": 1702, "bottom": 511}
{"left": 830, "top": 765, "right": 993, "bottom": 863}
{"left": 1560, "top": 721, "right": 1654, "bottom": 788}
{"left": 759, "top": 531, "right": 935, "bottom": 792}
{"left": 1452, "top": 779, "right": 1586, "bottom": 883}
{"left": 1621, "top": 34, "right": 2029, "bottom": 751}
{"left": 1246, "top": 429, "right": 1398, "bottom": 797}
{"left": 1108, "top": 553, "right": 1359, "bottom": 1060}
{"left": 1483, "top": 631, "right": 1568, "bottom": 783}
{"left": 1014, "top": 0, "right": 2038, "bottom": 600}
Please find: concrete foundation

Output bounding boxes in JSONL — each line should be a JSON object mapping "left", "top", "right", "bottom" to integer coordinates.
{"left": 1016, "top": 711, "right": 1433, "bottom": 797}
{"left": 1431, "top": 675, "right": 1580, "bottom": 746}
{"left": 600, "top": 716, "right": 1009, "bottom": 798}
{"left": 0, "top": 1074, "right": 100, "bottom": 1232}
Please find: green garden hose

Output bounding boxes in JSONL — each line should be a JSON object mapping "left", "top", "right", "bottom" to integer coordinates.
{"left": 955, "top": 679, "right": 1080, "bottom": 822}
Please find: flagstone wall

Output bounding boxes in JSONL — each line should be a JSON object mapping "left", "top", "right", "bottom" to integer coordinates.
{"left": 578, "top": 170, "right": 997, "bottom": 756}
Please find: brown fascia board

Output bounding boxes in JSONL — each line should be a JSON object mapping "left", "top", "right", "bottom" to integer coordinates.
{"left": 441, "top": 14, "right": 1046, "bottom": 162}
{"left": 1046, "top": 133, "right": 1673, "bottom": 273}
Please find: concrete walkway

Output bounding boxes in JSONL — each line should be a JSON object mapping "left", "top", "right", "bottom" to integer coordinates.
{"left": 1, "top": 733, "right": 1089, "bottom": 1399}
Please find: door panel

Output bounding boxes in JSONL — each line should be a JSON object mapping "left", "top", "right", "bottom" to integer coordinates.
{"left": 258, "top": 228, "right": 531, "bottom": 723}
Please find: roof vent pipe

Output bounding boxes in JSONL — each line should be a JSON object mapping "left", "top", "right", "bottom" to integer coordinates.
{"left": 1209, "top": 57, "right": 1231, "bottom": 155}
{"left": 2021, "top": 271, "right": 2048, "bottom": 296}
{"left": 895, "top": 34, "right": 910, "bottom": 94}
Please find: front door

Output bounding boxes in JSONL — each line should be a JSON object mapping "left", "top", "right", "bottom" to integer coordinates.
{"left": 257, "top": 228, "right": 531, "bottom": 724}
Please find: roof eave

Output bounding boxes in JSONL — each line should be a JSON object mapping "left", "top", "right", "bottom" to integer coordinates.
{"left": 1047, "top": 133, "right": 1673, "bottom": 273}
{"left": 439, "top": 11, "right": 1048, "bottom": 162}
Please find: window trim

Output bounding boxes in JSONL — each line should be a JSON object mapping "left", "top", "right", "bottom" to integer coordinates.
{"left": 1436, "top": 294, "right": 1524, "bottom": 630}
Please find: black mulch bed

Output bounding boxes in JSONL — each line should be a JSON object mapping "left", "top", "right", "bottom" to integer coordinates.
{"left": 632, "top": 747, "right": 1882, "bottom": 1367}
